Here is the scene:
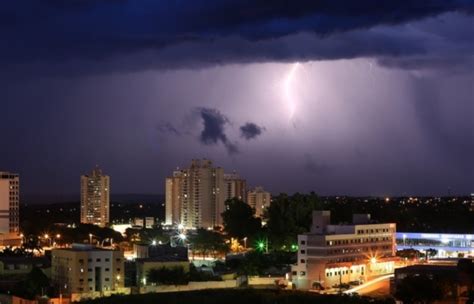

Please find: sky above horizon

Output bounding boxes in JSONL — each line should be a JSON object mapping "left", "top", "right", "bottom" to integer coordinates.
{"left": 1, "top": 1, "right": 473, "bottom": 196}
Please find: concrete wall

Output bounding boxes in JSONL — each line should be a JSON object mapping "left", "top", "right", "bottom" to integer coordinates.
{"left": 140, "top": 280, "right": 237, "bottom": 294}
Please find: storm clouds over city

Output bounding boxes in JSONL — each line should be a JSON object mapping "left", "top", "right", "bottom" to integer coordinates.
{"left": 1, "top": 1, "right": 473, "bottom": 196}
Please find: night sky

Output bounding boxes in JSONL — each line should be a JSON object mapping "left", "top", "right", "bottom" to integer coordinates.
{"left": 1, "top": 1, "right": 473, "bottom": 197}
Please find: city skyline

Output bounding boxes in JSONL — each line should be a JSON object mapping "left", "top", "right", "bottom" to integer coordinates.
{"left": 1, "top": 2, "right": 473, "bottom": 197}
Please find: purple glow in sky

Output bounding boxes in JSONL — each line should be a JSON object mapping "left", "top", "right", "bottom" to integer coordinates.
{"left": 0, "top": 2, "right": 473, "bottom": 196}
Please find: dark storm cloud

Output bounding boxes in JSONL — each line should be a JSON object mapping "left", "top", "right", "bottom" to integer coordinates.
{"left": 197, "top": 108, "right": 239, "bottom": 155}
{"left": 1, "top": 0, "right": 473, "bottom": 75}
{"left": 240, "top": 123, "right": 265, "bottom": 140}
{"left": 157, "top": 122, "right": 181, "bottom": 136}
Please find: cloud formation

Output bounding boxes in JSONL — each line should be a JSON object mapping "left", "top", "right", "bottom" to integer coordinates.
{"left": 197, "top": 108, "right": 239, "bottom": 155}
{"left": 240, "top": 122, "right": 265, "bottom": 140}
{"left": 1, "top": 1, "right": 473, "bottom": 77}
{"left": 157, "top": 122, "right": 181, "bottom": 136}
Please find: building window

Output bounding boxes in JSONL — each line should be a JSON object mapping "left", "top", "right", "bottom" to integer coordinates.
{"left": 300, "top": 271, "right": 306, "bottom": 276}
{"left": 300, "top": 240, "right": 306, "bottom": 245}
{"left": 300, "top": 250, "right": 306, "bottom": 254}
{"left": 300, "top": 259, "right": 305, "bottom": 263}
{"left": 96, "top": 258, "right": 101, "bottom": 262}
{"left": 105, "top": 268, "right": 110, "bottom": 271}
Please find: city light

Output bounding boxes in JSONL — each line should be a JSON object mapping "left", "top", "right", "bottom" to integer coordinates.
{"left": 179, "top": 233, "right": 186, "bottom": 240}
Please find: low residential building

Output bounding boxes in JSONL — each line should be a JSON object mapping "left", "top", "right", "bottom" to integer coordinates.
{"left": 51, "top": 244, "right": 124, "bottom": 295}
{"left": 292, "top": 210, "right": 397, "bottom": 290}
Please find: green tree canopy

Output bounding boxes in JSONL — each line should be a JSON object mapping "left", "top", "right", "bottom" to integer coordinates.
{"left": 188, "top": 228, "right": 229, "bottom": 258}
{"left": 221, "top": 198, "right": 261, "bottom": 240}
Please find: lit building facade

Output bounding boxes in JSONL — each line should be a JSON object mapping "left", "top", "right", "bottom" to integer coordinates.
{"left": 246, "top": 186, "right": 271, "bottom": 218}
{"left": 165, "top": 159, "right": 228, "bottom": 229}
{"left": 396, "top": 232, "right": 474, "bottom": 258}
{"left": 223, "top": 172, "right": 246, "bottom": 201}
{"left": 51, "top": 244, "right": 124, "bottom": 295}
{"left": 80, "top": 167, "right": 110, "bottom": 227}
{"left": 0, "top": 172, "right": 20, "bottom": 234}
{"left": 292, "top": 211, "right": 396, "bottom": 290}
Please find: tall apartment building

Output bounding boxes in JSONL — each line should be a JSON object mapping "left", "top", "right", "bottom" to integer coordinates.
{"left": 51, "top": 244, "right": 124, "bottom": 295}
{"left": 223, "top": 172, "right": 246, "bottom": 201}
{"left": 247, "top": 186, "right": 271, "bottom": 218}
{"left": 0, "top": 172, "right": 20, "bottom": 234}
{"left": 292, "top": 210, "right": 396, "bottom": 290}
{"left": 80, "top": 167, "right": 110, "bottom": 227}
{"left": 165, "top": 159, "right": 247, "bottom": 229}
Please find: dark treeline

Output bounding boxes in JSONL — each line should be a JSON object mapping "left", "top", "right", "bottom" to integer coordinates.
{"left": 80, "top": 289, "right": 395, "bottom": 304}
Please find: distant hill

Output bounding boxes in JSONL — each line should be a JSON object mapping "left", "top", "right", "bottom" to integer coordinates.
{"left": 23, "top": 193, "right": 164, "bottom": 205}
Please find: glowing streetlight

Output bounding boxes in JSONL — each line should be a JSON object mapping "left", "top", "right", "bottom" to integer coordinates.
{"left": 179, "top": 233, "right": 186, "bottom": 240}
{"left": 370, "top": 257, "right": 377, "bottom": 264}
{"left": 89, "top": 233, "right": 93, "bottom": 244}
{"left": 151, "top": 240, "right": 157, "bottom": 246}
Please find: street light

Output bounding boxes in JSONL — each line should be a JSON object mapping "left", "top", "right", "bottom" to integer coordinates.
{"left": 44, "top": 234, "right": 52, "bottom": 247}
{"left": 243, "top": 237, "right": 247, "bottom": 249}
{"left": 89, "top": 233, "right": 93, "bottom": 244}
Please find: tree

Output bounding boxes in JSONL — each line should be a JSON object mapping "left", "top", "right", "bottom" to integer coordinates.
{"left": 396, "top": 249, "right": 421, "bottom": 260}
{"left": 22, "top": 235, "right": 43, "bottom": 255}
{"left": 147, "top": 266, "right": 188, "bottom": 285}
{"left": 425, "top": 248, "right": 437, "bottom": 260}
{"left": 14, "top": 267, "right": 50, "bottom": 299}
{"left": 265, "top": 192, "right": 321, "bottom": 250}
{"left": 221, "top": 198, "right": 261, "bottom": 241}
{"left": 189, "top": 228, "right": 229, "bottom": 259}
{"left": 395, "top": 275, "right": 442, "bottom": 304}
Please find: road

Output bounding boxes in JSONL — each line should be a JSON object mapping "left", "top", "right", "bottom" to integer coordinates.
{"left": 343, "top": 274, "right": 393, "bottom": 296}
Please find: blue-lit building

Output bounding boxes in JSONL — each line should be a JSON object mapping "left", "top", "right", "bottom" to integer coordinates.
{"left": 396, "top": 232, "right": 474, "bottom": 257}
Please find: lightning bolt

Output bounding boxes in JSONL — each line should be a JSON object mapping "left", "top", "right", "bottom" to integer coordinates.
{"left": 284, "top": 62, "right": 300, "bottom": 120}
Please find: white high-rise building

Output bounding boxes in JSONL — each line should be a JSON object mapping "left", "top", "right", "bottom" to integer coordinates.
{"left": 223, "top": 172, "right": 246, "bottom": 202}
{"left": 0, "top": 172, "right": 20, "bottom": 234}
{"left": 166, "top": 159, "right": 245, "bottom": 229}
{"left": 80, "top": 167, "right": 110, "bottom": 227}
{"left": 247, "top": 186, "right": 271, "bottom": 218}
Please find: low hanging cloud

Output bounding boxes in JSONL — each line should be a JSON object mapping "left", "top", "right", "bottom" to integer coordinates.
{"left": 157, "top": 122, "right": 181, "bottom": 136}
{"left": 197, "top": 107, "right": 239, "bottom": 155}
{"left": 1, "top": 1, "right": 473, "bottom": 77}
{"left": 240, "top": 122, "right": 265, "bottom": 140}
